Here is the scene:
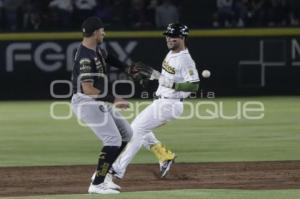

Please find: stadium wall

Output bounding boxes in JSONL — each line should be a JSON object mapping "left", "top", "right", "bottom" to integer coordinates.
{"left": 1, "top": 28, "right": 300, "bottom": 100}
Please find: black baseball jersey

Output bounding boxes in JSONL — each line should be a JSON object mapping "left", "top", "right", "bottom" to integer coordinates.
{"left": 72, "top": 44, "right": 127, "bottom": 94}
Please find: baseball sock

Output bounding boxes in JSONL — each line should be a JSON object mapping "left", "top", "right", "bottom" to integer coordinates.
{"left": 93, "top": 146, "right": 119, "bottom": 185}
{"left": 107, "top": 141, "right": 127, "bottom": 175}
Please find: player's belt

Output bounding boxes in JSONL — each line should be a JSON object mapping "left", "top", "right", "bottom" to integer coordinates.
{"left": 154, "top": 95, "right": 184, "bottom": 102}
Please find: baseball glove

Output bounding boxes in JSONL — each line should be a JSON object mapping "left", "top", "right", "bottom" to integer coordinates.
{"left": 127, "top": 62, "right": 156, "bottom": 81}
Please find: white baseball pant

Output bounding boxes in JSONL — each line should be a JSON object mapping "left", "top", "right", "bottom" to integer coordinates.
{"left": 112, "top": 98, "right": 183, "bottom": 178}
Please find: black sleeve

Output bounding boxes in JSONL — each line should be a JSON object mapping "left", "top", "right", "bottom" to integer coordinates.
{"left": 106, "top": 53, "right": 129, "bottom": 70}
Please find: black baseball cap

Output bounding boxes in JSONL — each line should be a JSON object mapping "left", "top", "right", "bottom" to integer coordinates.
{"left": 81, "top": 16, "right": 105, "bottom": 36}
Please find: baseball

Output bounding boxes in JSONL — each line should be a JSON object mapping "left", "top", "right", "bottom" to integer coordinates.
{"left": 202, "top": 70, "right": 211, "bottom": 78}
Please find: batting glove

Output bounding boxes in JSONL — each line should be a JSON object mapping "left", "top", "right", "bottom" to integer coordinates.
{"left": 150, "top": 69, "right": 161, "bottom": 80}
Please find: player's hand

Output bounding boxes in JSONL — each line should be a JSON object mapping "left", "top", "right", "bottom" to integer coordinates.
{"left": 150, "top": 69, "right": 161, "bottom": 80}
{"left": 159, "top": 76, "right": 174, "bottom": 88}
{"left": 113, "top": 97, "right": 129, "bottom": 109}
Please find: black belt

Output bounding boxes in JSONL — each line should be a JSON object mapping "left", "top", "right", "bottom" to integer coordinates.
{"left": 154, "top": 95, "right": 184, "bottom": 102}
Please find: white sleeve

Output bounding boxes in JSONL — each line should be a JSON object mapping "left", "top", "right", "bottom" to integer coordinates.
{"left": 180, "top": 56, "right": 200, "bottom": 82}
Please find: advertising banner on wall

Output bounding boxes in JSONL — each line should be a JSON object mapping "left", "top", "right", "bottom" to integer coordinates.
{"left": 0, "top": 33, "right": 300, "bottom": 99}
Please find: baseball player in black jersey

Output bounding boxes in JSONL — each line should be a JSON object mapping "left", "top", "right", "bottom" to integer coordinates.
{"left": 71, "top": 16, "right": 133, "bottom": 194}
{"left": 71, "top": 16, "right": 178, "bottom": 194}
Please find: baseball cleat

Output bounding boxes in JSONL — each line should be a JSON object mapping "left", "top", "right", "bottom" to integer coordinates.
{"left": 109, "top": 167, "right": 123, "bottom": 179}
{"left": 160, "top": 159, "right": 175, "bottom": 178}
{"left": 88, "top": 182, "right": 120, "bottom": 194}
{"left": 91, "top": 172, "right": 121, "bottom": 190}
{"left": 104, "top": 173, "right": 121, "bottom": 190}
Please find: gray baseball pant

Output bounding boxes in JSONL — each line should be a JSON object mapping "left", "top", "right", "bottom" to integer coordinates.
{"left": 71, "top": 93, "right": 132, "bottom": 146}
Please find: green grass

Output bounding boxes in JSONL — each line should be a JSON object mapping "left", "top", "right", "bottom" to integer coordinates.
{"left": 1, "top": 189, "right": 300, "bottom": 199}
{"left": 0, "top": 96, "right": 299, "bottom": 167}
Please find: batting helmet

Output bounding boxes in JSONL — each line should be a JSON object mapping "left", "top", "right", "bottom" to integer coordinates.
{"left": 163, "top": 23, "right": 189, "bottom": 37}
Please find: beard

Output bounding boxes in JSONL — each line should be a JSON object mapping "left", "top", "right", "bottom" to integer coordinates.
{"left": 96, "top": 38, "right": 103, "bottom": 44}
{"left": 96, "top": 35, "right": 104, "bottom": 44}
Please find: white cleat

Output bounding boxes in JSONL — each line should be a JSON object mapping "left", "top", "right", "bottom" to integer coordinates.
{"left": 104, "top": 173, "right": 121, "bottom": 190}
{"left": 88, "top": 182, "right": 120, "bottom": 194}
{"left": 91, "top": 172, "right": 121, "bottom": 190}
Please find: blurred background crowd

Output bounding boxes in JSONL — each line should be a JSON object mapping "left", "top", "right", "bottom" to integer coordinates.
{"left": 0, "top": 0, "right": 299, "bottom": 31}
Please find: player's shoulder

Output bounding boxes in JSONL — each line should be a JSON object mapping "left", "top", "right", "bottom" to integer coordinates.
{"left": 177, "top": 49, "right": 195, "bottom": 65}
{"left": 75, "top": 44, "right": 95, "bottom": 63}
{"left": 78, "top": 44, "right": 95, "bottom": 57}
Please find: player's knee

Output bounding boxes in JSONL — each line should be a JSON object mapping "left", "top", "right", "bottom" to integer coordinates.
{"left": 124, "top": 127, "right": 133, "bottom": 141}
{"left": 102, "top": 134, "right": 122, "bottom": 147}
{"left": 131, "top": 122, "right": 146, "bottom": 133}
{"left": 118, "top": 125, "right": 133, "bottom": 142}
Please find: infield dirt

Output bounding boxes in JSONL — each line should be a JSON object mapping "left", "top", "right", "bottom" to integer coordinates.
{"left": 1, "top": 161, "right": 300, "bottom": 196}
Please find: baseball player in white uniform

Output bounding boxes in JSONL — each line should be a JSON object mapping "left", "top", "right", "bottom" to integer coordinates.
{"left": 108, "top": 23, "right": 200, "bottom": 187}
